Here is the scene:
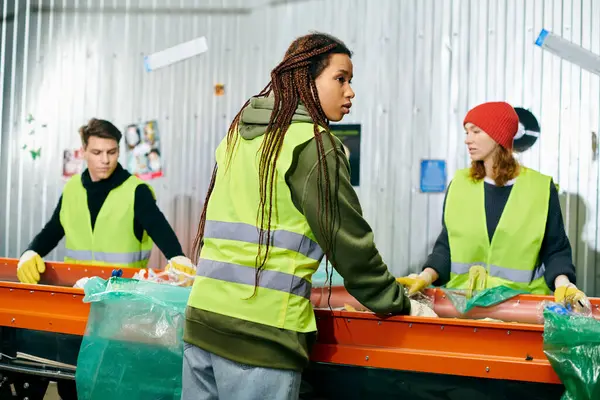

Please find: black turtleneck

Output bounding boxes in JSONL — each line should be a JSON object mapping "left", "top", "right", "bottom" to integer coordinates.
{"left": 27, "top": 164, "right": 184, "bottom": 260}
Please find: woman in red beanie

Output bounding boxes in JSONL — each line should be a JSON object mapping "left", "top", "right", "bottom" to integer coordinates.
{"left": 398, "top": 101, "right": 589, "bottom": 312}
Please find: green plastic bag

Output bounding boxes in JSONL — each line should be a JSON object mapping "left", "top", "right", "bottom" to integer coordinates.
{"left": 543, "top": 306, "right": 600, "bottom": 400}
{"left": 441, "top": 285, "right": 526, "bottom": 314}
{"left": 76, "top": 277, "right": 191, "bottom": 400}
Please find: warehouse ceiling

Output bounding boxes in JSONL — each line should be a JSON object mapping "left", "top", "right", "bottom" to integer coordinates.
{"left": 1, "top": 0, "right": 314, "bottom": 20}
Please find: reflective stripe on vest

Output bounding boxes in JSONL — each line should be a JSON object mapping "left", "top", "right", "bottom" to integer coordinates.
{"left": 204, "top": 220, "right": 324, "bottom": 261}
{"left": 65, "top": 249, "right": 151, "bottom": 264}
{"left": 197, "top": 258, "right": 312, "bottom": 299}
{"left": 451, "top": 262, "right": 546, "bottom": 283}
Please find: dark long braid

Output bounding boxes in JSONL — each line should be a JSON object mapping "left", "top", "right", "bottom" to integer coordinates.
{"left": 192, "top": 33, "right": 351, "bottom": 297}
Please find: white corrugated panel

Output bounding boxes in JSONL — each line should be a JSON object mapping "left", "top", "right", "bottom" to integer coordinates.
{"left": 1, "top": 0, "right": 600, "bottom": 295}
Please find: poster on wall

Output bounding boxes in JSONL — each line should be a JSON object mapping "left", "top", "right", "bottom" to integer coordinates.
{"left": 329, "top": 124, "right": 361, "bottom": 186}
{"left": 62, "top": 149, "right": 85, "bottom": 179}
{"left": 124, "top": 120, "right": 163, "bottom": 180}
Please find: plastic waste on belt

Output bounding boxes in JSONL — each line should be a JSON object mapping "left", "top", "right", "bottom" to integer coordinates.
{"left": 111, "top": 268, "right": 123, "bottom": 278}
{"left": 441, "top": 285, "right": 527, "bottom": 314}
{"left": 76, "top": 277, "right": 191, "bottom": 400}
{"left": 543, "top": 303, "right": 600, "bottom": 400}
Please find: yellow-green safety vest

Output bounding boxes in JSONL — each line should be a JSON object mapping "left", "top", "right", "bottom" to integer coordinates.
{"left": 445, "top": 167, "right": 552, "bottom": 295}
{"left": 187, "top": 122, "right": 326, "bottom": 333}
{"left": 59, "top": 174, "right": 155, "bottom": 268}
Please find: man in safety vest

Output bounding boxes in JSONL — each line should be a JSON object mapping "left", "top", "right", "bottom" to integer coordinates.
{"left": 12, "top": 118, "right": 194, "bottom": 400}
{"left": 16, "top": 118, "right": 195, "bottom": 282}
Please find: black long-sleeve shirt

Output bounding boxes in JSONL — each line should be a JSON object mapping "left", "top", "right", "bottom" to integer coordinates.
{"left": 27, "top": 164, "right": 184, "bottom": 260}
{"left": 423, "top": 178, "right": 576, "bottom": 291}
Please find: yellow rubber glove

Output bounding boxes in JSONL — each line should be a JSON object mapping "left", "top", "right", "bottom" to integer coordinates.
{"left": 396, "top": 269, "right": 436, "bottom": 296}
{"left": 555, "top": 283, "right": 590, "bottom": 313}
{"left": 466, "top": 265, "right": 487, "bottom": 299}
{"left": 16, "top": 250, "right": 46, "bottom": 284}
{"left": 164, "top": 256, "right": 196, "bottom": 286}
{"left": 396, "top": 275, "right": 428, "bottom": 296}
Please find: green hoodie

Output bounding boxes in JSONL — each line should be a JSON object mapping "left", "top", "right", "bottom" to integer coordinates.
{"left": 184, "top": 97, "right": 410, "bottom": 371}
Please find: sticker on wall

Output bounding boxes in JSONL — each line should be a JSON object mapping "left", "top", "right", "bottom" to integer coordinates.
{"left": 124, "top": 120, "right": 164, "bottom": 180}
{"left": 329, "top": 124, "right": 361, "bottom": 186}
{"left": 29, "top": 148, "right": 42, "bottom": 160}
{"left": 513, "top": 107, "right": 540, "bottom": 153}
{"left": 420, "top": 159, "right": 447, "bottom": 193}
{"left": 63, "top": 149, "right": 85, "bottom": 179}
{"left": 22, "top": 113, "right": 46, "bottom": 160}
{"left": 214, "top": 83, "right": 225, "bottom": 96}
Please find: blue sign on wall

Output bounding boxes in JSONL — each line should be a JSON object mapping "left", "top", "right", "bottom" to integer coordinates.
{"left": 420, "top": 159, "right": 447, "bottom": 193}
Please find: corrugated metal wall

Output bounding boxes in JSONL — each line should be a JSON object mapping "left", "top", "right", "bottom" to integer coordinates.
{"left": 1, "top": 0, "right": 600, "bottom": 295}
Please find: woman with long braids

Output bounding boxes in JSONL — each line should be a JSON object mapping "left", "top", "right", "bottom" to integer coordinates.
{"left": 181, "top": 32, "right": 411, "bottom": 399}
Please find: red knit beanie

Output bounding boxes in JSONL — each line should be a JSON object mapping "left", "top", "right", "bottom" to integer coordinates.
{"left": 463, "top": 102, "right": 519, "bottom": 149}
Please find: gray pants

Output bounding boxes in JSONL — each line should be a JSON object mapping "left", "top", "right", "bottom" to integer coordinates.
{"left": 181, "top": 343, "right": 301, "bottom": 400}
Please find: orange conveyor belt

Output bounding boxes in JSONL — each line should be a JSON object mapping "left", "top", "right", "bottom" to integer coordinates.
{"left": 1, "top": 257, "right": 598, "bottom": 385}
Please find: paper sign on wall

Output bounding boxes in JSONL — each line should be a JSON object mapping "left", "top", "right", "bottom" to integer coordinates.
{"left": 420, "top": 159, "right": 447, "bottom": 193}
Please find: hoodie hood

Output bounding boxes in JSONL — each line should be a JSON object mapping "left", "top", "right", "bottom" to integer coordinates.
{"left": 239, "top": 96, "right": 314, "bottom": 140}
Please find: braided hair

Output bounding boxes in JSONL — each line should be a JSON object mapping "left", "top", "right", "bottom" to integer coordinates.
{"left": 193, "top": 33, "right": 352, "bottom": 294}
